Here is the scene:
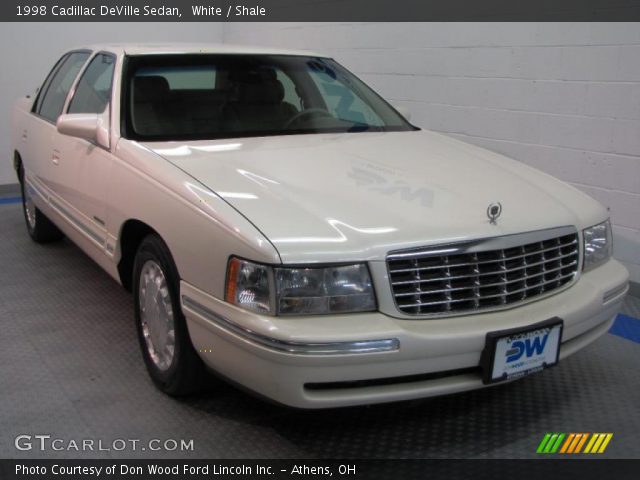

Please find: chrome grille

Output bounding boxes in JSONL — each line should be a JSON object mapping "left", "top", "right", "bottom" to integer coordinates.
{"left": 387, "top": 227, "right": 579, "bottom": 316}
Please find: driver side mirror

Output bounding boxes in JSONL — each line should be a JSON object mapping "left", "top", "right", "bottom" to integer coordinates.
{"left": 57, "top": 111, "right": 110, "bottom": 149}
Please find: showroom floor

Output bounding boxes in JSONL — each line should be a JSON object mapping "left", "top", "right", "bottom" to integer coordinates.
{"left": 1, "top": 199, "right": 639, "bottom": 459}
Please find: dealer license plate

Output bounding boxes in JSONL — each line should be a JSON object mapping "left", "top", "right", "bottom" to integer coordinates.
{"left": 482, "top": 318, "right": 563, "bottom": 384}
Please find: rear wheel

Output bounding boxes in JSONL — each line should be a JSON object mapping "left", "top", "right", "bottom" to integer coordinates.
{"left": 19, "top": 169, "right": 64, "bottom": 243}
{"left": 133, "top": 234, "right": 207, "bottom": 395}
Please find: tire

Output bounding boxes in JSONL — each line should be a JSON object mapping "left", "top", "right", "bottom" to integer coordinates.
{"left": 132, "top": 234, "right": 207, "bottom": 395}
{"left": 19, "top": 169, "right": 64, "bottom": 243}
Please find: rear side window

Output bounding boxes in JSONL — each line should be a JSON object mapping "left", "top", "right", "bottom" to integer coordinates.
{"left": 36, "top": 52, "right": 90, "bottom": 122}
{"left": 68, "top": 54, "right": 115, "bottom": 114}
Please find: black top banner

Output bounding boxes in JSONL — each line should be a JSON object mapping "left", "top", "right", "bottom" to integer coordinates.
{"left": 2, "top": 0, "right": 640, "bottom": 21}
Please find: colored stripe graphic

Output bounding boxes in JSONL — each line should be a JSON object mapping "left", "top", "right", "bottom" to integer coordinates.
{"left": 574, "top": 433, "right": 589, "bottom": 453}
{"left": 550, "top": 433, "right": 565, "bottom": 453}
{"left": 584, "top": 433, "right": 613, "bottom": 454}
{"left": 538, "top": 433, "right": 613, "bottom": 454}
{"left": 567, "top": 433, "right": 583, "bottom": 453}
{"left": 536, "top": 433, "right": 552, "bottom": 454}
{"left": 544, "top": 433, "right": 559, "bottom": 453}
{"left": 584, "top": 434, "right": 598, "bottom": 453}
{"left": 537, "top": 433, "right": 566, "bottom": 454}
{"left": 559, "top": 433, "right": 575, "bottom": 453}
{"left": 588, "top": 434, "right": 605, "bottom": 453}
{"left": 598, "top": 434, "right": 613, "bottom": 453}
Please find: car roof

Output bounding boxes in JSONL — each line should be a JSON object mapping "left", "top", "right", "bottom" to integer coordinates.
{"left": 75, "top": 43, "right": 328, "bottom": 58}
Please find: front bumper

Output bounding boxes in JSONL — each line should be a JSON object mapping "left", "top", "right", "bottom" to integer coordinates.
{"left": 181, "top": 258, "right": 629, "bottom": 408}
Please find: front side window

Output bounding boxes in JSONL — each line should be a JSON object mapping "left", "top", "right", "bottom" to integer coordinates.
{"left": 68, "top": 53, "right": 115, "bottom": 114}
{"left": 124, "top": 54, "right": 415, "bottom": 140}
{"left": 36, "top": 51, "right": 90, "bottom": 122}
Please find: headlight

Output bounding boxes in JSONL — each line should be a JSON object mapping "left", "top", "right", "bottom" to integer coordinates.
{"left": 276, "top": 264, "right": 376, "bottom": 315}
{"left": 225, "top": 258, "right": 273, "bottom": 314}
{"left": 583, "top": 220, "right": 612, "bottom": 271}
{"left": 226, "top": 258, "right": 376, "bottom": 315}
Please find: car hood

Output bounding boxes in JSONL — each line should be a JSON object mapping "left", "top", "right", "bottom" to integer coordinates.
{"left": 143, "top": 131, "right": 606, "bottom": 263}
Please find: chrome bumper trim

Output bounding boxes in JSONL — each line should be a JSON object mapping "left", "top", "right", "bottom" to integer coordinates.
{"left": 181, "top": 296, "right": 400, "bottom": 355}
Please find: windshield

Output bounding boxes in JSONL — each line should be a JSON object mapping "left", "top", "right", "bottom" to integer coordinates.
{"left": 123, "top": 54, "right": 416, "bottom": 141}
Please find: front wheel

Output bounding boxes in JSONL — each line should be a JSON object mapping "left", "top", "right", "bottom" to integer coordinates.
{"left": 133, "top": 234, "right": 207, "bottom": 395}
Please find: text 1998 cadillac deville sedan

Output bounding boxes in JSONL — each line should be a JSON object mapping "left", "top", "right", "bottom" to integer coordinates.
{"left": 11, "top": 44, "right": 629, "bottom": 408}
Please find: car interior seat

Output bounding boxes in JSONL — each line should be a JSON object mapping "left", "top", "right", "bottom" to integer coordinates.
{"left": 223, "top": 68, "right": 298, "bottom": 132}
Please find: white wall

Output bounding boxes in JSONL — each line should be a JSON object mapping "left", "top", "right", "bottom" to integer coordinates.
{"left": 0, "top": 22, "right": 222, "bottom": 187}
{"left": 224, "top": 22, "right": 640, "bottom": 283}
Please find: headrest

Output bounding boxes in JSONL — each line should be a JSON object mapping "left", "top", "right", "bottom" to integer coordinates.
{"left": 133, "top": 76, "right": 170, "bottom": 103}
{"left": 233, "top": 68, "right": 284, "bottom": 105}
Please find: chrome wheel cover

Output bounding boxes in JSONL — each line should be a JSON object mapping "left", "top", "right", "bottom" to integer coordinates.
{"left": 139, "top": 260, "right": 175, "bottom": 371}
{"left": 23, "top": 184, "right": 36, "bottom": 230}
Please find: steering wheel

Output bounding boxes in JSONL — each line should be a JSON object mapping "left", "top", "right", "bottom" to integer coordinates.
{"left": 283, "top": 108, "right": 333, "bottom": 129}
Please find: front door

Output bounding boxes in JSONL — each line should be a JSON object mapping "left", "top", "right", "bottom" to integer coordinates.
{"left": 48, "top": 52, "right": 116, "bottom": 251}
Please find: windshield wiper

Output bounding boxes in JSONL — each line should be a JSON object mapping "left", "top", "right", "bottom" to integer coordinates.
{"left": 347, "top": 124, "right": 373, "bottom": 132}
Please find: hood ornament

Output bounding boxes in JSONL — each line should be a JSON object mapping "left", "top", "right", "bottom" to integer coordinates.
{"left": 487, "top": 202, "right": 502, "bottom": 225}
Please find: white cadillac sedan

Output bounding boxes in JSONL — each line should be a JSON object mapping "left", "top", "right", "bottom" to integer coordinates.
{"left": 11, "top": 44, "right": 629, "bottom": 408}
